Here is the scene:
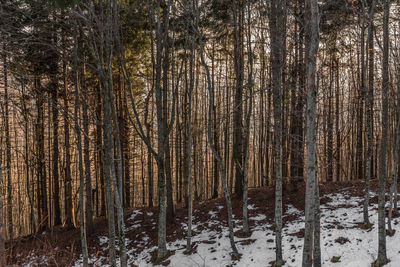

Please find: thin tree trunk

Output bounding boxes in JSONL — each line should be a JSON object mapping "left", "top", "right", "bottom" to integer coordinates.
{"left": 376, "top": 0, "right": 390, "bottom": 264}
{"left": 269, "top": 0, "right": 286, "bottom": 264}
{"left": 302, "top": 0, "right": 320, "bottom": 265}
{"left": 3, "top": 49, "right": 13, "bottom": 239}
{"left": 50, "top": 64, "right": 61, "bottom": 227}
{"left": 96, "top": 87, "right": 106, "bottom": 217}
{"left": 0, "top": 129, "right": 6, "bottom": 266}
{"left": 242, "top": 0, "right": 253, "bottom": 236}
{"left": 103, "top": 80, "right": 117, "bottom": 267}
{"left": 232, "top": 0, "right": 244, "bottom": 198}
{"left": 196, "top": 3, "right": 238, "bottom": 255}
{"left": 81, "top": 59, "right": 94, "bottom": 236}
{"left": 364, "top": 4, "right": 375, "bottom": 225}
{"left": 186, "top": 28, "right": 195, "bottom": 252}
{"left": 73, "top": 38, "right": 89, "bottom": 267}
{"left": 63, "top": 48, "right": 73, "bottom": 228}
{"left": 35, "top": 74, "right": 48, "bottom": 231}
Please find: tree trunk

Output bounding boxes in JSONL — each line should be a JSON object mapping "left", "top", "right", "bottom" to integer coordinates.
{"left": 186, "top": 29, "right": 195, "bottom": 251}
{"left": 196, "top": 1, "right": 238, "bottom": 254}
{"left": 364, "top": 3, "right": 375, "bottom": 225}
{"left": 212, "top": 105, "right": 219, "bottom": 199}
{"left": 302, "top": 0, "right": 320, "bottom": 265}
{"left": 232, "top": 0, "right": 244, "bottom": 198}
{"left": 73, "top": 39, "right": 89, "bottom": 266}
{"left": 81, "top": 60, "right": 94, "bottom": 236}
{"left": 0, "top": 130, "right": 5, "bottom": 266}
{"left": 3, "top": 49, "right": 13, "bottom": 239}
{"left": 242, "top": 0, "right": 253, "bottom": 235}
{"left": 269, "top": 0, "right": 286, "bottom": 264}
{"left": 102, "top": 80, "right": 117, "bottom": 266}
{"left": 375, "top": 0, "right": 390, "bottom": 264}
{"left": 35, "top": 74, "right": 48, "bottom": 231}
{"left": 63, "top": 51, "right": 73, "bottom": 228}
{"left": 96, "top": 87, "right": 106, "bottom": 217}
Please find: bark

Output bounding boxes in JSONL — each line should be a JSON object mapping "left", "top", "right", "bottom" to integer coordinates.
{"left": 242, "top": 0, "right": 253, "bottom": 236}
{"left": 109, "top": 69, "right": 128, "bottom": 267}
{"left": 212, "top": 104, "right": 219, "bottom": 199}
{"left": 73, "top": 38, "right": 89, "bottom": 266}
{"left": 35, "top": 74, "right": 48, "bottom": 231}
{"left": 232, "top": 0, "right": 244, "bottom": 198}
{"left": 102, "top": 78, "right": 117, "bottom": 267}
{"left": 302, "top": 0, "right": 320, "bottom": 265}
{"left": 186, "top": 29, "right": 195, "bottom": 251}
{"left": 376, "top": 0, "right": 390, "bottom": 264}
{"left": 364, "top": 2, "right": 375, "bottom": 226}
{"left": 81, "top": 60, "right": 94, "bottom": 236}
{"left": 269, "top": 0, "right": 286, "bottom": 264}
{"left": 0, "top": 130, "right": 5, "bottom": 266}
{"left": 21, "top": 81, "right": 36, "bottom": 232}
{"left": 3, "top": 49, "right": 13, "bottom": 239}
{"left": 393, "top": 55, "right": 400, "bottom": 217}
{"left": 155, "top": 1, "right": 169, "bottom": 258}
{"left": 50, "top": 66, "right": 61, "bottom": 227}
{"left": 290, "top": 5, "right": 304, "bottom": 187}
{"left": 96, "top": 88, "right": 106, "bottom": 217}
{"left": 63, "top": 48, "right": 73, "bottom": 228}
{"left": 146, "top": 116, "right": 153, "bottom": 207}
{"left": 335, "top": 53, "right": 340, "bottom": 182}
{"left": 161, "top": 4, "right": 175, "bottom": 222}
{"left": 327, "top": 58, "right": 333, "bottom": 182}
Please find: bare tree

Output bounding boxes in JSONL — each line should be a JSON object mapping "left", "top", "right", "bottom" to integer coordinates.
{"left": 268, "top": 0, "right": 286, "bottom": 264}
{"left": 302, "top": 0, "right": 320, "bottom": 266}
{"left": 363, "top": 0, "right": 376, "bottom": 227}
{"left": 375, "top": 0, "right": 390, "bottom": 265}
{"left": 185, "top": 6, "right": 195, "bottom": 250}
{"left": 195, "top": 0, "right": 238, "bottom": 256}
{"left": 73, "top": 32, "right": 88, "bottom": 267}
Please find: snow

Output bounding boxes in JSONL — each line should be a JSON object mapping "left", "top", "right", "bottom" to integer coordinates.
{"left": 247, "top": 204, "right": 257, "bottom": 210}
{"left": 72, "top": 189, "right": 400, "bottom": 266}
{"left": 128, "top": 209, "right": 142, "bottom": 221}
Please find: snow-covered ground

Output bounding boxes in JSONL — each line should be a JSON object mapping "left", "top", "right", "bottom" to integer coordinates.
{"left": 73, "top": 189, "right": 400, "bottom": 267}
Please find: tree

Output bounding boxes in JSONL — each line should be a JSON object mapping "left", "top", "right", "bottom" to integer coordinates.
{"left": 363, "top": 0, "right": 376, "bottom": 227}
{"left": 269, "top": 0, "right": 286, "bottom": 264}
{"left": 302, "top": 0, "right": 320, "bottom": 266}
{"left": 75, "top": 1, "right": 128, "bottom": 265}
{"left": 232, "top": 0, "right": 245, "bottom": 198}
{"left": 241, "top": 0, "right": 254, "bottom": 237}
{"left": 196, "top": 0, "right": 238, "bottom": 256}
{"left": 375, "top": 0, "right": 390, "bottom": 265}
{"left": 185, "top": 5, "right": 195, "bottom": 250}
{"left": 3, "top": 47, "right": 13, "bottom": 240}
{"left": 73, "top": 32, "right": 88, "bottom": 267}
{"left": 62, "top": 27, "right": 74, "bottom": 229}
{"left": 0, "top": 87, "right": 6, "bottom": 267}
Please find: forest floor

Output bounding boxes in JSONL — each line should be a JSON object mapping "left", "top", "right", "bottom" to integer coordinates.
{"left": 8, "top": 180, "right": 400, "bottom": 267}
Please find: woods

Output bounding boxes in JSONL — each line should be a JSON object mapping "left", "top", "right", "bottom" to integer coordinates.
{"left": 1, "top": 0, "right": 400, "bottom": 266}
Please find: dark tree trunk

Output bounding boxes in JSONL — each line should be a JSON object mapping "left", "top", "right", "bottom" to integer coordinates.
{"left": 50, "top": 68, "right": 61, "bottom": 227}
{"left": 35, "top": 75, "right": 48, "bottom": 231}
{"left": 63, "top": 54, "right": 73, "bottom": 228}
{"left": 232, "top": 0, "right": 244, "bottom": 198}
{"left": 81, "top": 60, "right": 94, "bottom": 236}
{"left": 376, "top": 0, "right": 389, "bottom": 265}
{"left": 212, "top": 105, "right": 219, "bottom": 199}
{"left": 4, "top": 49, "right": 13, "bottom": 238}
{"left": 269, "top": 0, "right": 286, "bottom": 264}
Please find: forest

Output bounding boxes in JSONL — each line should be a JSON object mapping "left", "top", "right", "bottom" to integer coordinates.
{"left": 0, "top": 0, "right": 400, "bottom": 266}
